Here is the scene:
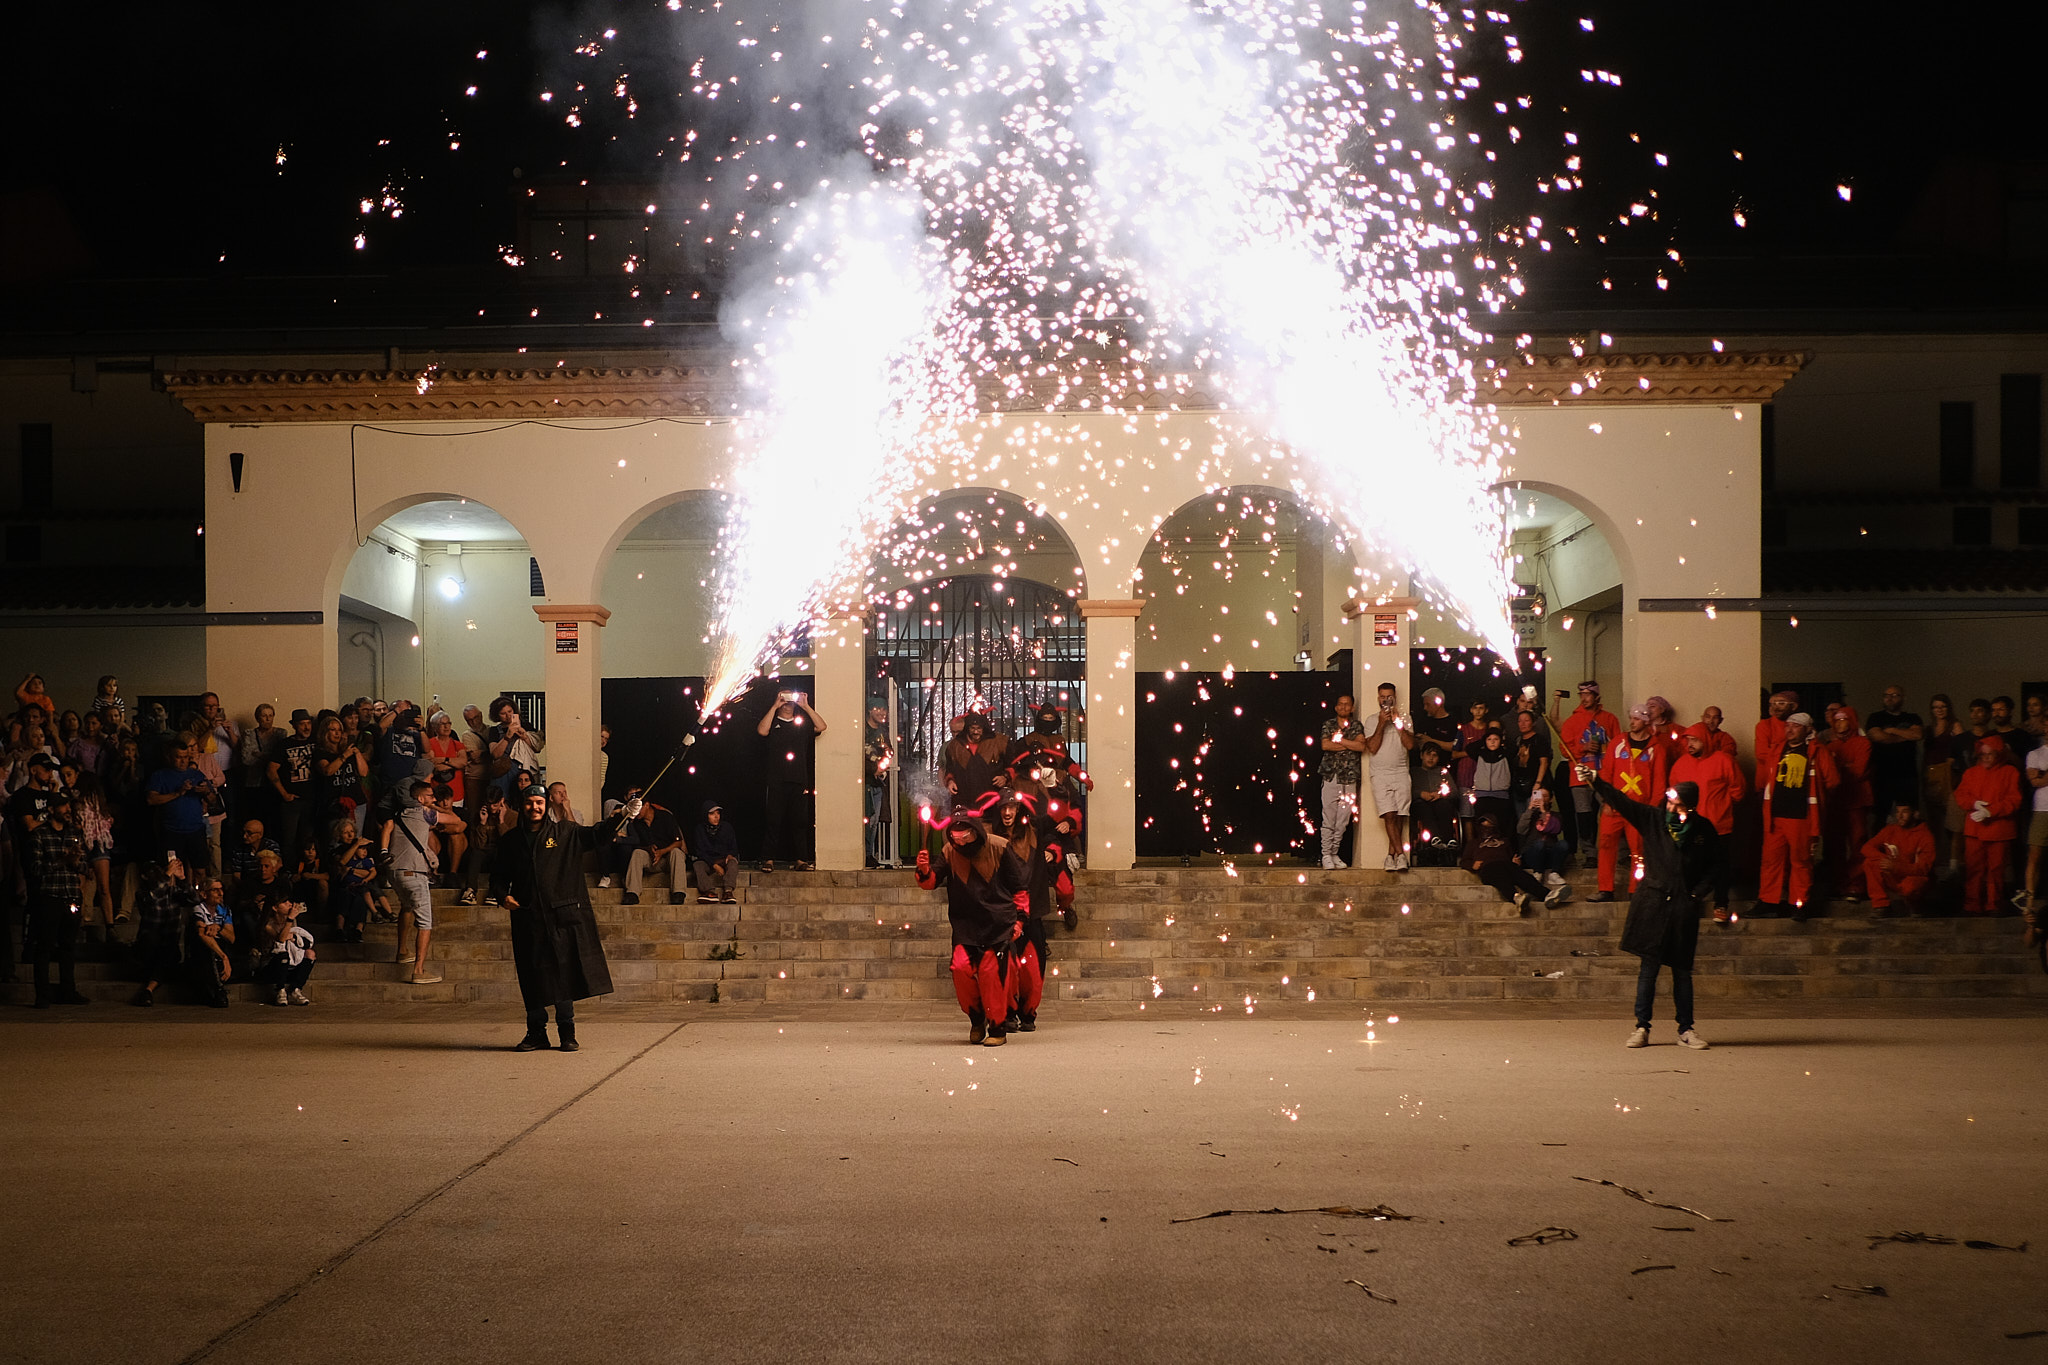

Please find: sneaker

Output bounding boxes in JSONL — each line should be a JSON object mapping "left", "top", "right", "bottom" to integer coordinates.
{"left": 597, "top": 876, "right": 614, "bottom": 889}
{"left": 1382, "top": 855, "right": 1397, "bottom": 872}
{"left": 1516, "top": 892, "right": 1535, "bottom": 917}
{"left": 1017, "top": 1013, "right": 1037, "bottom": 1033}
{"left": 1589, "top": 890, "right": 1614, "bottom": 903}
{"left": 133, "top": 987, "right": 154, "bottom": 1008}
{"left": 460, "top": 889, "right": 478, "bottom": 906}
{"left": 289, "top": 989, "right": 311, "bottom": 1006}
{"left": 983, "top": 1031, "right": 1007, "bottom": 1047}
{"left": 1677, "top": 1029, "right": 1710, "bottom": 1050}
{"left": 483, "top": 895, "right": 500, "bottom": 906}
{"left": 1543, "top": 872, "right": 1567, "bottom": 889}
{"left": 410, "top": 972, "right": 444, "bottom": 985}
{"left": 2013, "top": 889, "right": 2033, "bottom": 911}
{"left": 1625, "top": 1026, "right": 1649, "bottom": 1048}
{"left": 1545, "top": 883, "right": 1572, "bottom": 906}
{"left": 1394, "top": 853, "right": 1409, "bottom": 871}
{"left": 969, "top": 1015, "right": 987, "bottom": 1045}
{"left": 622, "top": 892, "right": 640, "bottom": 906}
{"left": 1713, "top": 907, "right": 1731, "bottom": 925}
{"left": 272, "top": 988, "right": 289, "bottom": 1007}
{"left": 1322, "top": 856, "right": 1338, "bottom": 870}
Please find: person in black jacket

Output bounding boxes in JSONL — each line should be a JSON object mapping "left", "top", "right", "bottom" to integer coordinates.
{"left": 993, "top": 785, "right": 1065, "bottom": 1032}
{"left": 691, "top": 802, "right": 740, "bottom": 904}
{"left": 1577, "top": 763, "right": 1717, "bottom": 1050}
{"left": 915, "top": 811, "right": 1028, "bottom": 1046}
{"left": 491, "top": 787, "right": 614, "bottom": 1052}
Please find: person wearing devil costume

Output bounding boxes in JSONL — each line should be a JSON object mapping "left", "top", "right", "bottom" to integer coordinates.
{"left": 916, "top": 810, "right": 1030, "bottom": 1046}
{"left": 1009, "top": 702, "right": 1093, "bottom": 805}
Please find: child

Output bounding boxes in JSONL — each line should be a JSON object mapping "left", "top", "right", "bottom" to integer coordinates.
{"left": 256, "top": 902, "right": 317, "bottom": 1006}
{"left": 89, "top": 675, "right": 128, "bottom": 733}
{"left": 1516, "top": 788, "right": 1573, "bottom": 899}
{"left": 332, "top": 828, "right": 387, "bottom": 943}
{"left": 192, "top": 881, "right": 236, "bottom": 1007}
{"left": 290, "top": 835, "right": 330, "bottom": 916}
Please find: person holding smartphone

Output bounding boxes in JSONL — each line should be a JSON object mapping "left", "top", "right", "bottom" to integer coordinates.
{"left": 756, "top": 687, "right": 827, "bottom": 873}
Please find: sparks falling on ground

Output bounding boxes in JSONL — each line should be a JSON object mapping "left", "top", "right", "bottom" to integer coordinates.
{"left": 689, "top": 0, "right": 1536, "bottom": 713}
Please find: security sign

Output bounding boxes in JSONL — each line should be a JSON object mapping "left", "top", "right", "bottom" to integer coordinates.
{"left": 1373, "top": 613, "right": 1400, "bottom": 647}
{"left": 556, "top": 621, "right": 579, "bottom": 654}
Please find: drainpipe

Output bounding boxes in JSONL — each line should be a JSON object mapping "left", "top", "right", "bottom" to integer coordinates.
{"left": 348, "top": 626, "right": 385, "bottom": 700}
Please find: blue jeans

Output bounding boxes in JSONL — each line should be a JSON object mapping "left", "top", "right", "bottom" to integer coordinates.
{"left": 1633, "top": 954, "right": 1694, "bottom": 1031}
{"left": 865, "top": 785, "right": 889, "bottom": 863}
{"left": 1520, "top": 836, "right": 1571, "bottom": 874}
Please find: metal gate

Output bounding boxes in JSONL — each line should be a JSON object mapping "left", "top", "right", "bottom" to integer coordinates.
{"left": 868, "top": 574, "right": 1086, "bottom": 781}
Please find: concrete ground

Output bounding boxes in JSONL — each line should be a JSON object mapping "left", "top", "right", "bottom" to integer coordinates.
{"left": 3, "top": 1001, "right": 2046, "bottom": 1364}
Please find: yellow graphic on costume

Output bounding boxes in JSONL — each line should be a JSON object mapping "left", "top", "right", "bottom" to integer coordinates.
{"left": 1775, "top": 753, "right": 1807, "bottom": 789}
{"left": 1617, "top": 772, "right": 1645, "bottom": 797}
{"left": 545, "top": 837, "right": 558, "bottom": 849}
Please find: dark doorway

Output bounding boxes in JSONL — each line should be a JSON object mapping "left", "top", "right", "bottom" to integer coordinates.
{"left": 1135, "top": 670, "right": 1350, "bottom": 860}
{"left": 1409, "top": 647, "right": 1551, "bottom": 723}
{"left": 601, "top": 676, "right": 813, "bottom": 863}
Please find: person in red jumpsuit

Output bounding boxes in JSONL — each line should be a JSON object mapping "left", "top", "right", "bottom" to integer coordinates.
{"left": 916, "top": 811, "right": 1030, "bottom": 1045}
{"left": 1644, "top": 695, "right": 1684, "bottom": 769}
{"left": 1698, "top": 705, "right": 1740, "bottom": 759}
{"left": 1555, "top": 681, "right": 1620, "bottom": 869}
{"left": 1861, "top": 801, "right": 1936, "bottom": 915}
{"left": 1822, "top": 706, "right": 1875, "bottom": 900}
{"left": 1754, "top": 690, "right": 1798, "bottom": 780}
{"left": 1757, "top": 712, "right": 1837, "bottom": 919}
{"left": 1590, "top": 705, "right": 1667, "bottom": 903}
{"left": 1671, "top": 722, "right": 1745, "bottom": 923}
{"left": 1952, "top": 738, "right": 2023, "bottom": 917}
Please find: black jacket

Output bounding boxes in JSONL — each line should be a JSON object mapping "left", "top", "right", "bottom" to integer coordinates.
{"left": 919, "top": 838, "right": 1028, "bottom": 948}
{"left": 1591, "top": 777, "right": 1717, "bottom": 969}
{"left": 692, "top": 806, "right": 739, "bottom": 862}
{"left": 492, "top": 815, "right": 614, "bottom": 1005}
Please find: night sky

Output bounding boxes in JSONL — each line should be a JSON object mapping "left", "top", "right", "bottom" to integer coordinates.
{"left": 6, "top": 3, "right": 2046, "bottom": 315}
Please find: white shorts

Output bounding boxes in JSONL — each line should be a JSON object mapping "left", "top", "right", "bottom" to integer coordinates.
{"left": 1368, "top": 772, "right": 1410, "bottom": 817}
{"left": 395, "top": 871, "right": 433, "bottom": 931}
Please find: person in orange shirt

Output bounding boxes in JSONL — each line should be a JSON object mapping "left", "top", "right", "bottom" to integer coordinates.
{"left": 1758, "top": 712, "right": 1837, "bottom": 918}
{"left": 1590, "top": 705, "right": 1667, "bottom": 903}
{"left": 1861, "top": 801, "right": 1936, "bottom": 915}
{"left": 1555, "top": 681, "right": 1620, "bottom": 869}
{"left": 1698, "top": 705, "right": 1740, "bottom": 759}
{"left": 1952, "top": 738, "right": 2023, "bottom": 916}
{"left": 1644, "top": 695, "right": 1684, "bottom": 768}
{"left": 1823, "top": 707, "right": 1875, "bottom": 900}
{"left": 1671, "top": 722, "right": 1745, "bottom": 923}
{"left": 1754, "top": 690, "right": 1798, "bottom": 783}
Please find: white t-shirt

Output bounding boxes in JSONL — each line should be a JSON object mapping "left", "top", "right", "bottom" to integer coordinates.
{"left": 2028, "top": 746, "right": 2048, "bottom": 813}
{"left": 1367, "top": 709, "right": 1412, "bottom": 775}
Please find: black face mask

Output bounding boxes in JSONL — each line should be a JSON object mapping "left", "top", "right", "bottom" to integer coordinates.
{"left": 949, "top": 819, "right": 989, "bottom": 857}
{"left": 1035, "top": 711, "right": 1059, "bottom": 734}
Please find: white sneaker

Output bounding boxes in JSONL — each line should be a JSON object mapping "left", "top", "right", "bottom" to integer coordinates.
{"left": 1544, "top": 872, "right": 1567, "bottom": 889}
{"left": 289, "top": 989, "right": 311, "bottom": 1006}
{"left": 597, "top": 876, "right": 614, "bottom": 889}
{"left": 1394, "top": 853, "right": 1409, "bottom": 871}
{"left": 1545, "top": 883, "right": 1571, "bottom": 905}
{"left": 1677, "top": 1029, "right": 1709, "bottom": 1050}
{"left": 1382, "top": 855, "right": 1397, "bottom": 872}
{"left": 271, "top": 988, "right": 289, "bottom": 1007}
{"left": 1322, "top": 856, "right": 1338, "bottom": 870}
{"left": 1625, "top": 1026, "right": 1649, "bottom": 1048}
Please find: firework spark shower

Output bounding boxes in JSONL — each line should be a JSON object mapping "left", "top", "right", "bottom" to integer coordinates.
{"left": 701, "top": 0, "right": 1524, "bottom": 712}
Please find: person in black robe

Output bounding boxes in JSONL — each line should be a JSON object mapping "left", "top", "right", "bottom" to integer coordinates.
{"left": 1578, "top": 764, "right": 1718, "bottom": 1050}
{"left": 491, "top": 787, "right": 614, "bottom": 1052}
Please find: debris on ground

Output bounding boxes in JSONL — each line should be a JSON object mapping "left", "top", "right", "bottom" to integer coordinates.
{"left": 1051, "top": 1157, "right": 1080, "bottom": 1166}
{"left": 1508, "top": 1226, "right": 1578, "bottom": 1247}
{"left": 2006, "top": 1330, "right": 2048, "bottom": 1340}
{"left": 1631, "top": 1264, "right": 1677, "bottom": 1275}
{"left": 1867, "top": 1231, "right": 2028, "bottom": 1251}
{"left": 1344, "top": 1280, "right": 1397, "bottom": 1304}
{"left": 1832, "top": 1284, "right": 1888, "bottom": 1297}
{"left": 1569, "top": 949, "right": 1608, "bottom": 957}
{"left": 1574, "top": 1177, "right": 1731, "bottom": 1222}
{"left": 1965, "top": 1240, "right": 2029, "bottom": 1252}
{"left": 1653, "top": 1226, "right": 1694, "bottom": 1233}
{"left": 1174, "top": 1203, "right": 1416, "bottom": 1224}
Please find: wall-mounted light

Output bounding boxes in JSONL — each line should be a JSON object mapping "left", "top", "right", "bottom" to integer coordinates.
{"left": 438, "top": 543, "right": 465, "bottom": 599}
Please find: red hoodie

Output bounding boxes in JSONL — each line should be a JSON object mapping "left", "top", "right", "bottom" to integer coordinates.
{"left": 1827, "top": 707, "right": 1874, "bottom": 809}
{"left": 1953, "top": 755, "right": 2023, "bottom": 841}
{"left": 1670, "top": 724, "right": 1745, "bottom": 835}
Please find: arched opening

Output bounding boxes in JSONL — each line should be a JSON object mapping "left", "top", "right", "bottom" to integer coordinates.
{"left": 865, "top": 487, "right": 1088, "bottom": 780}
{"left": 336, "top": 497, "right": 542, "bottom": 712}
{"left": 1502, "top": 486, "right": 1625, "bottom": 696}
{"left": 600, "top": 490, "right": 732, "bottom": 681}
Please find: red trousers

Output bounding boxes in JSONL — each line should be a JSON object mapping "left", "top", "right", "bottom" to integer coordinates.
{"left": 1597, "top": 811, "right": 1643, "bottom": 893}
{"left": 951, "top": 944, "right": 1012, "bottom": 1022}
{"left": 1759, "top": 816, "right": 1817, "bottom": 909}
{"left": 1012, "top": 940, "right": 1044, "bottom": 1017}
{"left": 1861, "top": 852, "right": 1928, "bottom": 912}
{"left": 1824, "top": 805, "right": 1869, "bottom": 898}
{"left": 1963, "top": 837, "right": 2012, "bottom": 916}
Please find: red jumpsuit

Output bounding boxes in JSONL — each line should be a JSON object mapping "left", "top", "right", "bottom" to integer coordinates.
{"left": 1754, "top": 717, "right": 1789, "bottom": 784}
{"left": 1860, "top": 822, "right": 1936, "bottom": 912}
{"left": 1671, "top": 727, "right": 1745, "bottom": 837}
{"left": 1759, "top": 740, "right": 1837, "bottom": 911}
{"left": 1704, "top": 727, "right": 1740, "bottom": 760}
{"left": 1597, "top": 735, "right": 1666, "bottom": 893}
{"left": 1822, "top": 714, "right": 1874, "bottom": 898}
{"left": 1952, "top": 761, "right": 2022, "bottom": 916}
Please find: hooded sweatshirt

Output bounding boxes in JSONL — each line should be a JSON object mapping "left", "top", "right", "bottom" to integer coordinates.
{"left": 1826, "top": 707, "right": 1875, "bottom": 809}
{"left": 692, "top": 804, "right": 739, "bottom": 862}
{"left": 1670, "top": 723, "right": 1746, "bottom": 835}
{"left": 916, "top": 819, "right": 1027, "bottom": 947}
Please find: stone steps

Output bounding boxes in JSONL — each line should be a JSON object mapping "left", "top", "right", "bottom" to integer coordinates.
{"left": 9, "top": 867, "right": 2039, "bottom": 1008}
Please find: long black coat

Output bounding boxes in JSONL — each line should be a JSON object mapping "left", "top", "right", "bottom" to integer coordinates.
{"left": 1591, "top": 777, "right": 1718, "bottom": 970}
{"left": 492, "top": 816, "right": 615, "bottom": 1006}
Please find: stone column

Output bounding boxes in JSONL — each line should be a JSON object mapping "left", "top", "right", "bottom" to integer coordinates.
{"left": 1079, "top": 598, "right": 1144, "bottom": 871}
{"left": 811, "top": 615, "right": 867, "bottom": 871}
{"left": 1346, "top": 596, "right": 1417, "bottom": 870}
{"left": 532, "top": 605, "right": 609, "bottom": 816}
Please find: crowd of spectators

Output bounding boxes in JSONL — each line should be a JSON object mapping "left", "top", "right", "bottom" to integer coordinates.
{"left": 1316, "top": 676, "right": 2048, "bottom": 945}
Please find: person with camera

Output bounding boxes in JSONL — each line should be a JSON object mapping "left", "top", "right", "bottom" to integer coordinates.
{"left": 487, "top": 698, "right": 545, "bottom": 797}
{"left": 491, "top": 784, "right": 614, "bottom": 1052}
{"left": 864, "top": 704, "right": 894, "bottom": 867}
{"left": 145, "top": 739, "right": 216, "bottom": 882}
{"left": 1316, "top": 694, "right": 1366, "bottom": 870}
{"left": 22, "top": 788, "right": 88, "bottom": 1007}
{"left": 383, "top": 779, "right": 467, "bottom": 985}
{"left": 756, "top": 687, "right": 826, "bottom": 873}
{"left": 1362, "top": 682, "right": 1415, "bottom": 871}
{"left": 131, "top": 853, "right": 196, "bottom": 1007}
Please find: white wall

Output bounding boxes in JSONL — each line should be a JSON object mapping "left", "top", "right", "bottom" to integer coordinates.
{"left": 418, "top": 546, "right": 545, "bottom": 713}
{"left": 602, "top": 540, "right": 722, "bottom": 678}
{"left": 1763, "top": 612, "right": 2048, "bottom": 716}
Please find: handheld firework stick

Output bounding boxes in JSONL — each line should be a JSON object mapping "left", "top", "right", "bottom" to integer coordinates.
{"left": 611, "top": 734, "right": 697, "bottom": 835}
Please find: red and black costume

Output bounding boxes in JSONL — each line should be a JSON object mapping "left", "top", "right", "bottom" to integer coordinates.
{"left": 1597, "top": 731, "right": 1667, "bottom": 895}
{"left": 1758, "top": 732, "right": 1837, "bottom": 914}
{"left": 916, "top": 815, "right": 1029, "bottom": 1044}
{"left": 994, "top": 790, "right": 1070, "bottom": 1031}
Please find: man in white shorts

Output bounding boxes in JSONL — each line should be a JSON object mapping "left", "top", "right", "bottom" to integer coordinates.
{"left": 1363, "top": 681, "right": 1416, "bottom": 870}
{"left": 382, "top": 779, "right": 466, "bottom": 985}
